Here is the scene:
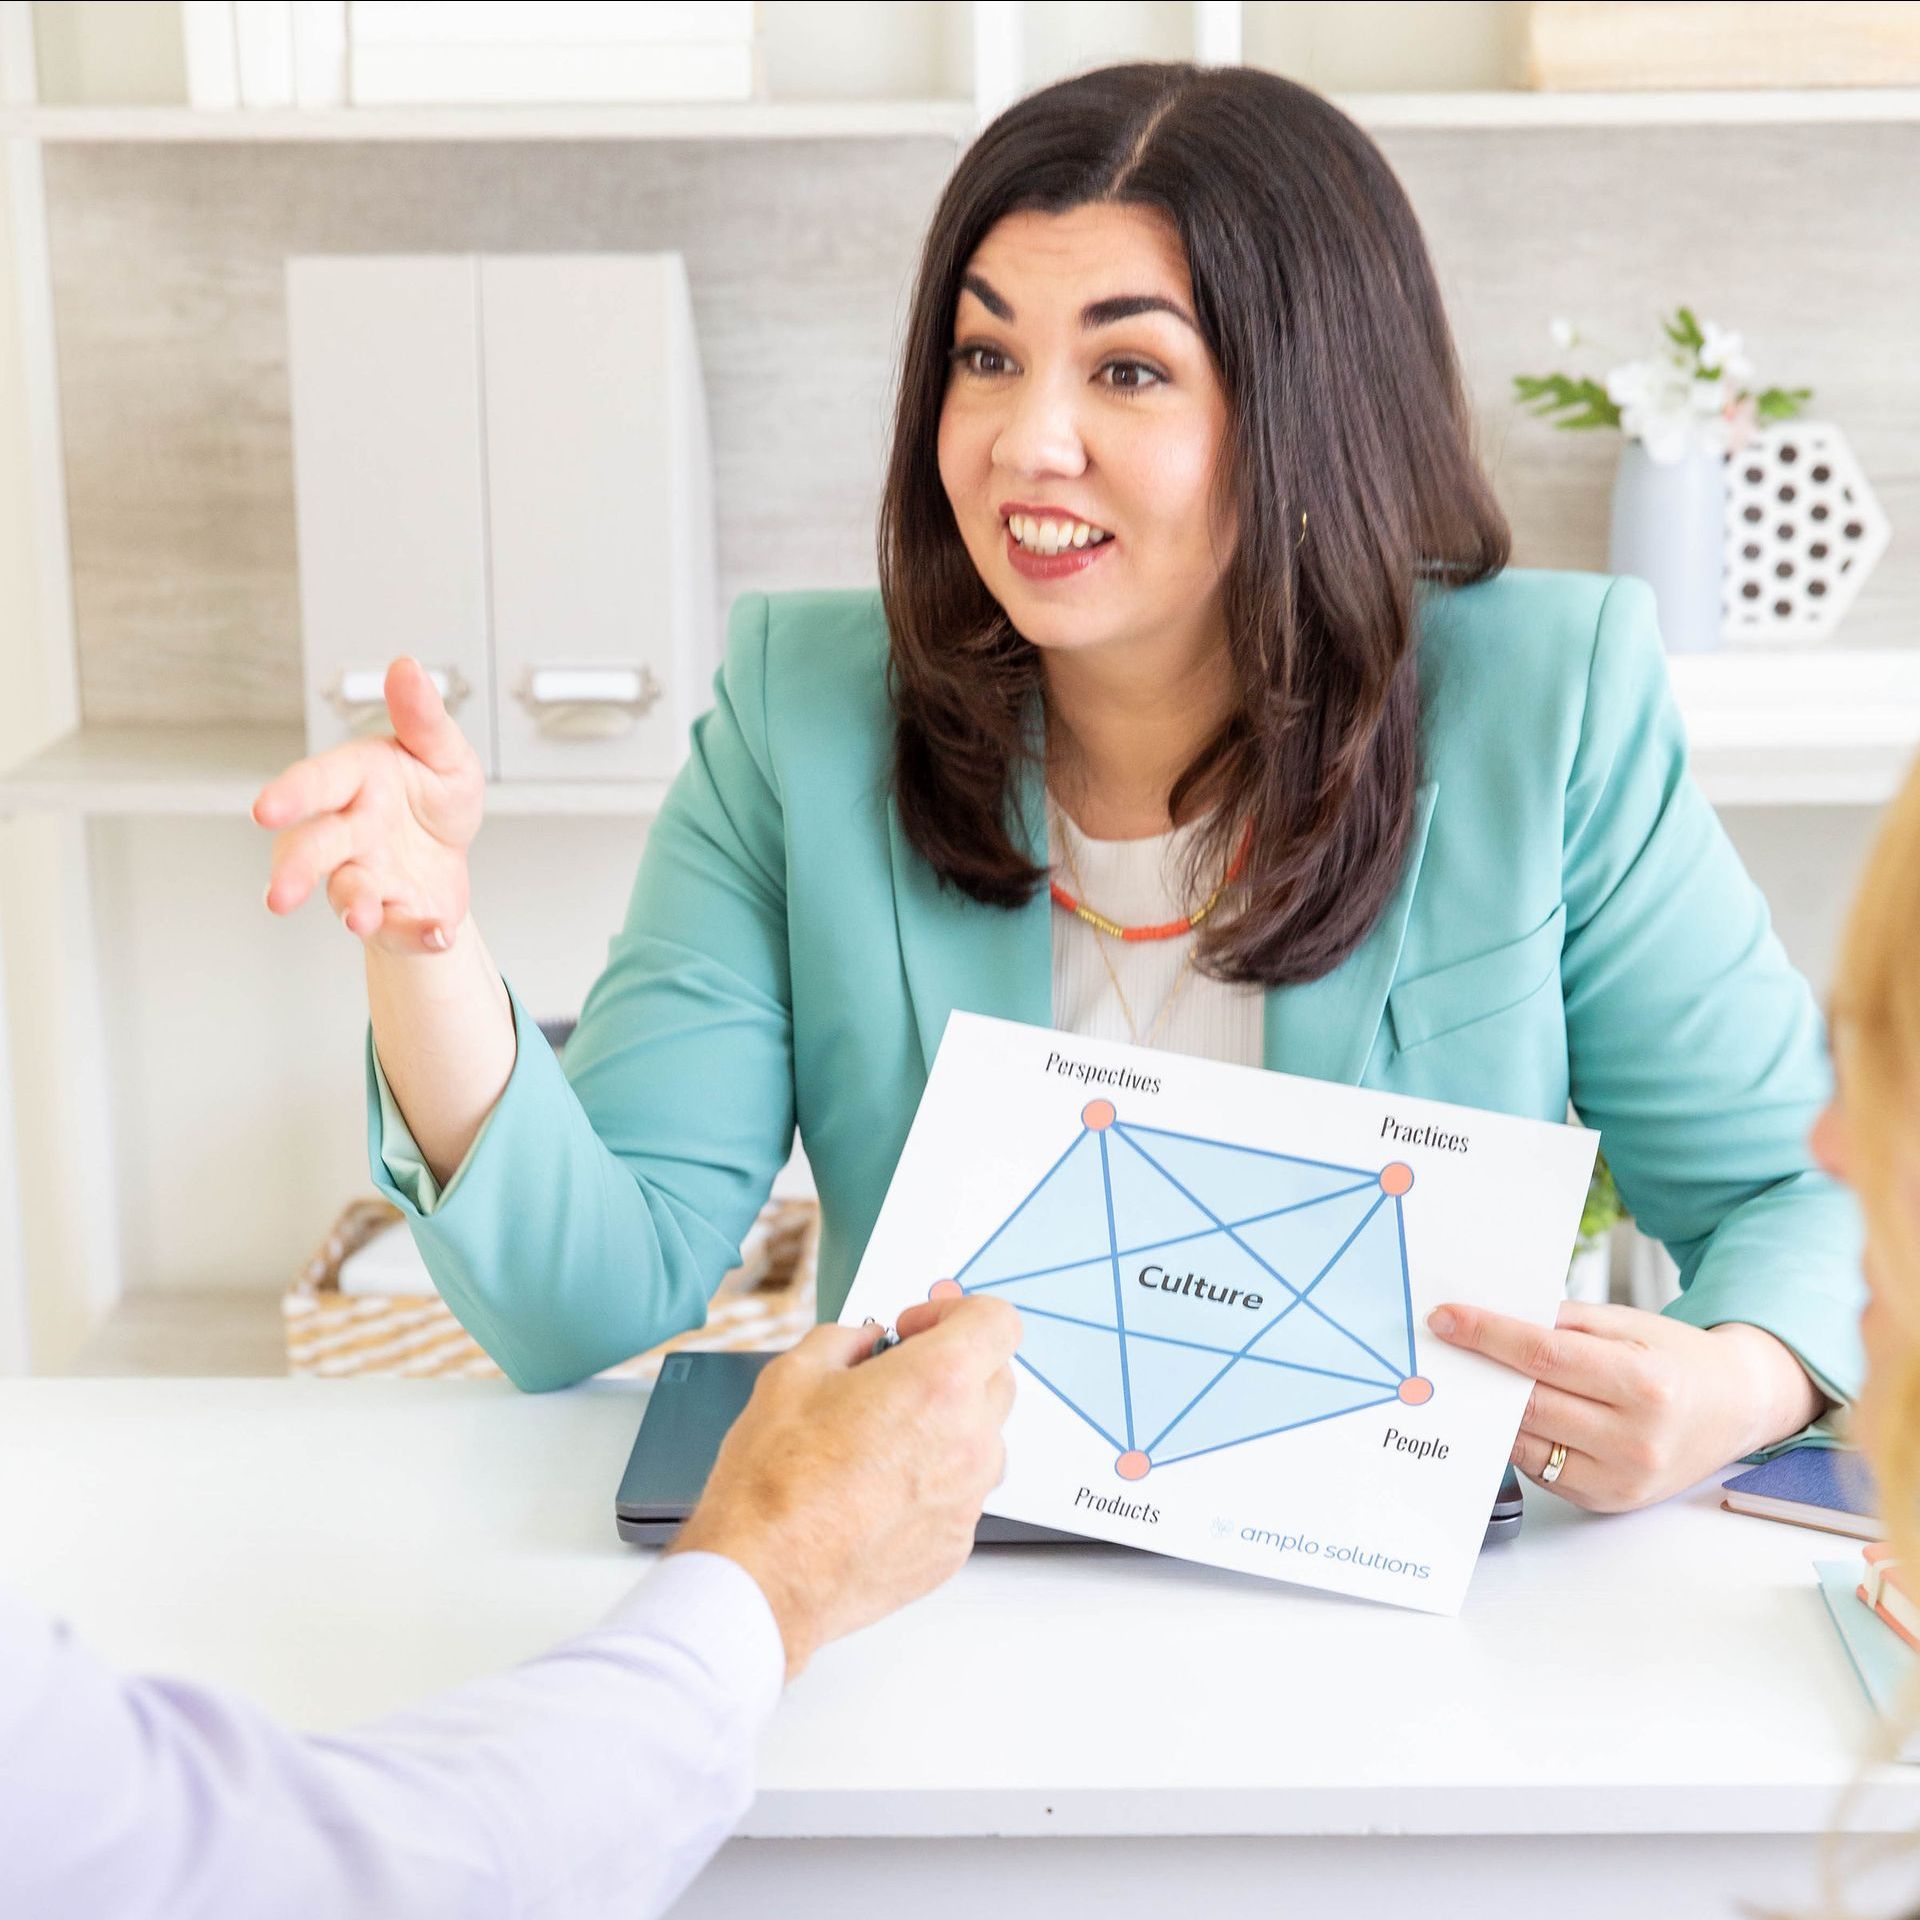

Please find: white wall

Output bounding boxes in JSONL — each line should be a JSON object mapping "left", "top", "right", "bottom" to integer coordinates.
{"left": 93, "top": 813, "right": 653, "bottom": 1292}
{"left": 1721, "top": 807, "right": 1881, "bottom": 1005}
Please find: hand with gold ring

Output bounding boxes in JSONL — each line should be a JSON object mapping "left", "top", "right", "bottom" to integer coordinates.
{"left": 1424, "top": 1298, "right": 1826, "bottom": 1513}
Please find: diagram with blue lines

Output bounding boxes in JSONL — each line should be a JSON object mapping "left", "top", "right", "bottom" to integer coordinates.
{"left": 928, "top": 1098, "right": 1434, "bottom": 1480}
{"left": 844, "top": 1013, "right": 1601, "bottom": 1611}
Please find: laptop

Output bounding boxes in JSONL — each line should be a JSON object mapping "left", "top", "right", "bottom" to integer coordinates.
{"left": 615, "top": 1350, "right": 1526, "bottom": 1548}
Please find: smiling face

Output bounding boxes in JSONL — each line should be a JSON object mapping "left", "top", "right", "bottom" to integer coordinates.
{"left": 935, "top": 201, "right": 1236, "bottom": 669}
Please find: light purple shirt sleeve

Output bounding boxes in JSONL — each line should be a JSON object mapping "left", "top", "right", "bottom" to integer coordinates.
{"left": 0, "top": 1551, "right": 784, "bottom": 1920}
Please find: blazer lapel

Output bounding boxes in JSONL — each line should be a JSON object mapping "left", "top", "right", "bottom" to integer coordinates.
{"left": 887, "top": 757, "right": 1053, "bottom": 1078}
{"left": 1262, "top": 781, "right": 1439, "bottom": 1085}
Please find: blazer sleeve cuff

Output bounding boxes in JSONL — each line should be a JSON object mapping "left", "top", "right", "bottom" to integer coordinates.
{"left": 1659, "top": 1176, "right": 1865, "bottom": 1423}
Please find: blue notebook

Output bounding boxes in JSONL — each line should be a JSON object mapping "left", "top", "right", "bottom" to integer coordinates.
{"left": 1815, "top": 1559, "right": 1920, "bottom": 1761}
{"left": 1722, "top": 1445, "right": 1878, "bottom": 1539}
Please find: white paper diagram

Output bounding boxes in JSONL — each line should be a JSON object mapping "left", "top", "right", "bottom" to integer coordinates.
{"left": 929, "top": 1098, "right": 1433, "bottom": 1480}
{"left": 842, "top": 1013, "right": 1598, "bottom": 1613}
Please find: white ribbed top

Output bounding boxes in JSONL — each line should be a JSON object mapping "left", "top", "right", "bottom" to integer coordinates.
{"left": 1048, "top": 804, "right": 1264, "bottom": 1069}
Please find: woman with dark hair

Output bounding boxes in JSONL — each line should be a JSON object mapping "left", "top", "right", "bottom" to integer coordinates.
{"left": 257, "top": 62, "right": 1856, "bottom": 1512}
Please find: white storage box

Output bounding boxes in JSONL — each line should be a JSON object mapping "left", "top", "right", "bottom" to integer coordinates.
{"left": 286, "top": 251, "right": 718, "bottom": 783}
{"left": 286, "top": 255, "right": 498, "bottom": 773}
{"left": 481, "top": 254, "right": 718, "bottom": 782}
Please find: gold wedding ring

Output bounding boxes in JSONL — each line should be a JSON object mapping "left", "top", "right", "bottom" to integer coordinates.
{"left": 1541, "top": 1440, "right": 1568, "bottom": 1485}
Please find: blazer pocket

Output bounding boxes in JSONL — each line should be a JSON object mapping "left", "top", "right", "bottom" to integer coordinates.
{"left": 1388, "top": 903, "right": 1567, "bottom": 1053}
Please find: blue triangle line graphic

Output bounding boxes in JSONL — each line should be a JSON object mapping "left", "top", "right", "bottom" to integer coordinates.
{"left": 1394, "top": 1194, "right": 1417, "bottom": 1376}
{"left": 1116, "top": 1119, "right": 1374, "bottom": 1182}
{"left": 1139, "top": 1190, "right": 1403, "bottom": 1457}
{"left": 1012, "top": 1350, "right": 1125, "bottom": 1453}
{"left": 1239, "top": 1196, "right": 1408, "bottom": 1384}
{"left": 1098, "top": 1129, "right": 1137, "bottom": 1450}
{"left": 954, "top": 1125, "right": 1093, "bottom": 1282}
{"left": 963, "top": 1177, "right": 1380, "bottom": 1292}
{"left": 1113, "top": 1128, "right": 1407, "bottom": 1389}
{"left": 1149, "top": 1391, "right": 1404, "bottom": 1470}
{"left": 1005, "top": 1301, "right": 1411, "bottom": 1392}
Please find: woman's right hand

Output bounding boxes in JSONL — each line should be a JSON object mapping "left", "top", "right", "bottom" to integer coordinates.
{"left": 253, "top": 657, "right": 485, "bottom": 955}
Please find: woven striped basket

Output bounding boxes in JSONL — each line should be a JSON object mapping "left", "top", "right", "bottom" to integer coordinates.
{"left": 283, "top": 1196, "right": 820, "bottom": 1381}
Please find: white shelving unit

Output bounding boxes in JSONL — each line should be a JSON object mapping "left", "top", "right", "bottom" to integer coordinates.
{"left": 1345, "top": 85, "right": 1920, "bottom": 128}
{"left": 9, "top": 82, "right": 1920, "bottom": 144}
{"left": 6, "top": 653, "right": 1918, "bottom": 821}
{"left": 0, "top": 98, "right": 982, "bottom": 140}
{"left": 1664, "top": 653, "right": 1920, "bottom": 809}
{"left": 0, "top": 725, "right": 672, "bottom": 819}
{"left": 2, "top": 0, "right": 1914, "bottom": 1372}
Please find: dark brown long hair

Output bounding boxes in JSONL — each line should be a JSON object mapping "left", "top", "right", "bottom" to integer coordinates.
{"left": 879, "top": 62, "right": 1509, "bottom": 987}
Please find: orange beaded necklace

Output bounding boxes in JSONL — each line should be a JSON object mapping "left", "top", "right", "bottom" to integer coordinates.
{"left": 1049, "top": 817, "right": 1254, "bottom": 943}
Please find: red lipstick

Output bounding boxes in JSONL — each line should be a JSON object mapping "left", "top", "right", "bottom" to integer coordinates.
{"left": 998, "top": 505, "right": 1116, "bottom": 583}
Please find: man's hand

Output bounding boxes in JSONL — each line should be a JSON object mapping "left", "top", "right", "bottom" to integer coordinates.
{"left": 668, "top": 1294, "right": 1021, "bottom": 1679}
{"left": 1426, "top": 1299, "right": 1824, "bottom": 1512}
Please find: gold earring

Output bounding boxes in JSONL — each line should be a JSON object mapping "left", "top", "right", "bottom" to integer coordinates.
{"left": 1296, "top": 508, "right": 1308, "bottom": 550}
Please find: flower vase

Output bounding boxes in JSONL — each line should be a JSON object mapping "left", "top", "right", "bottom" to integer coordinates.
{"left": 1607, "top": 440, "right": 1727, "bottom": 654}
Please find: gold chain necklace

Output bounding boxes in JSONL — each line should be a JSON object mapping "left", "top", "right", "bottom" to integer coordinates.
{"left": 1052, "top": 807, "right": 1208, "bottom": 1051}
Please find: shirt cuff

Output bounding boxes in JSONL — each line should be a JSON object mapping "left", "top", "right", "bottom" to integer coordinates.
{"left": 599, "top": 1552, "right": 786, "bottom": 1734}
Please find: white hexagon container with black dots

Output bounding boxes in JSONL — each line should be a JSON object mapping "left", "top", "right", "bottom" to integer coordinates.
{"left": 1723, "top": 423, "right": 1890, "bottom": 646}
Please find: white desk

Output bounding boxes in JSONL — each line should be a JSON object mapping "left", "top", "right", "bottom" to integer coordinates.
{"left": 3, "top": 1379, "right": 1916, "bottom": 1919}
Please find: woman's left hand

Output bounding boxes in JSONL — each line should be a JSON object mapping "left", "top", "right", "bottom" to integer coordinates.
{"left": 1424, "top": 1300, "right": 1826, "bottom": 1512}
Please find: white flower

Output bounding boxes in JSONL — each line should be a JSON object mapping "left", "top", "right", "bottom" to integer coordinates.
{"left": 1604, "top": 359, "right": 1664, "bottom": 410}
{"left": 1697, "top": 319, "right": 1753, "bottom": 381}
{"left": 1688, "top": 373, "right": 1731, "bottom": 415}
{"left": 1549, "top": 316, "right": 1579, "bottom": 350}
{"left": 1607, "top": 355, "right": 1717, "bottom": 464}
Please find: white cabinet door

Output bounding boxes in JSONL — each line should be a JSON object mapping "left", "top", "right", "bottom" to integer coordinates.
{"left": 286, "top": 255, "right": 496, "bottom": 773}
{"left": 480, "top": 253, "right": 715, "bottom": 783}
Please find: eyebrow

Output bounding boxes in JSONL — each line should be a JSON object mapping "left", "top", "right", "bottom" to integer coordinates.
{"left": 959, "top": 272, "right": 1198, "bottom": 334}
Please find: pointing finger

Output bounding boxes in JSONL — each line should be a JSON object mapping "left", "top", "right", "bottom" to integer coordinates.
{"left": 1427, "top": 1302, "right": 1619, "bottom": 1402}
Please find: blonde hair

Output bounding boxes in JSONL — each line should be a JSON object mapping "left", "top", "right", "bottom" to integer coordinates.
{"left": 1813, "top": 754, "right": 1920, "bottom": 1918}
{"left": 1833, "top": 756, "right": 1920, "bottom": 1562}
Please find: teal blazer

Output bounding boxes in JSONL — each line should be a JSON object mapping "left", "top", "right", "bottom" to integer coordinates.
{"left": 368, "top": 569, "right": 1863, "bottom": 1399}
